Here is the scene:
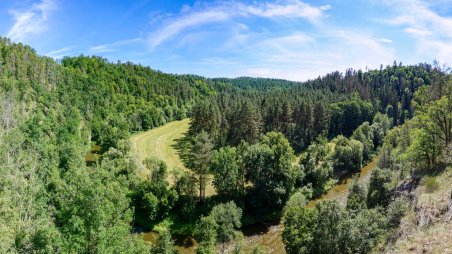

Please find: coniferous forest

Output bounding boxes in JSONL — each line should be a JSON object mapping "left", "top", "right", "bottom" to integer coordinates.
{"left": 1, "top": 36, "right": 451, "bottom": 254}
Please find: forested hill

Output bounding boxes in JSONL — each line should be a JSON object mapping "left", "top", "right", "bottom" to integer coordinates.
{"left": 0, "top": 37, "right": 440, "bottom": 149}
{"left": 1, "top": 37, "right": 450, "bottom": 253}
{"left": 190, "top": 63, "right": 439, "bottom": 150}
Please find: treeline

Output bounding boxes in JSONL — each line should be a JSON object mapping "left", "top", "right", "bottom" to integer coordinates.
{"left": 61, "top": 57, "right": 218, "bottom": 147}
{"left": 177, "top": 112, "right": 389, "bottom": 220}
{"left": 174, "top": 109, "right": 391, "bottom": 253}
{"left": 190, "top": 63, "right": 440, "bottom": 151}
{"left": 282, "top": 74, "right": 451, "bottom": 254}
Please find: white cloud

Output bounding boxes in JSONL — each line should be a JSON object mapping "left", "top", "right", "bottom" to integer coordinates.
{"left": 149, "top": 11, "right": 229, "bottom": 50}
{"left": 404, "top": 27, "right": 432, "bottom": 36}
{"left": 378, "top": 38, "right": 393, "bottom": 43}
{"left": 7, "top": 0, "right": 56, "bottom": 42}
{"left": 246, "top": 67, "right": 282, "bottom": 77}
{"left": 241, "top": 1, "right": 329, "bottom": 22}
{"left": 378, "top": 0, "right": 452, "bottom": 63}
{"left": 229, "top": 30, "right": 395, "bottom": 81}
{"left": 46, "top": 46, "right": 76, "bottom": 59}
{"left": 199, "top": 57, "right": 240, "bottom": 65}
{"left": 90, "top": 38, "right": 142, "bottom": 53}
{"left": 320, "top": 5, "right": 332, "bottom": 11}
{"left": 148, "top": 1, "right": 330, "bottom": 50}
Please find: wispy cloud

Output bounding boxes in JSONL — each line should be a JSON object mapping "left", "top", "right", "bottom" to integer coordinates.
{"left": 149, "top": 11, "right": 229, "bottom": 50}
{"left": 7, "top": 0, "right": 56, "bottom": 42}
{"left": 46, "top": 46, "right": 76, "bottom": 59}
{"left": 148, "top": 0, "right": 330, "bottom": 50}
{"left": 90, "top": 38, "right": 142, "bottom": 53}
{"left": 241, "top": 1, "right": 330, "bottom": 21}
{"left": 199, "top": 57, "right": 240, "bottom": 65}
{"left": 378, "top": 38, "right": 393, "bottom": 43}
{"left": 238, "top": 30, "right": 395, "bottom": 81}
{"left": 378, "top": 0, "right": 452, "bottom": 63}
{"left": 404, "top": 27, "right": 432, "bottom": 36}
{"left": 143, "top": 1, "right": 405, "bottom": 81}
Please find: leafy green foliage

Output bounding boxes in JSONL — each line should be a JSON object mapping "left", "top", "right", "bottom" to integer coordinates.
{"left": 0, "top": 37, "right": 449, "bottom": 253}
{"left": 133, "top": 156, "right": 178, "bottom": 223}
{"left": 329, "top": 98, "right": 373, "bottom": 137}
{"left": 245, "top": 132, "right": 297, "bottom": 210}
{"left": 188, "top": 131, "right": 214, "bottom": 200}
{"left": 283, "top": 199, "right": 388, "bottom": 254}
{"left": 332, "top": 135, "right": 364, "bottom": 173}
{"left": 172, "top": 168, "right": 198, "bottom": 220}
{"left": 299, "top": 137, "right": 334, "bottom": 196}
{"left": 282, "top": 193, "right": 317, "bottom": 254}
{"left": 367, "top": 168, "right": 395, "bottom": 208}
{"left": 346, "top": 179, "right": 367, "bottom": 211}
{"left": 424, "top": 176, "right": 440, "bottom": 193}
{"left": 386, "top": 196, "right": 410, "bottom": 227}
{"left": 195, "top": 216, "right": 217, "bottom": 254}
{"left": 352, "top": 122, "right": 374, "bottom": 161}
{"left": 210, "top": 146, "right": 244, "bottom": 199}
{"left": 151, "top": 230, "right": 176, "bottom": 254}
{"left": 195, "top": 202, "right": 242, "bottom": 254}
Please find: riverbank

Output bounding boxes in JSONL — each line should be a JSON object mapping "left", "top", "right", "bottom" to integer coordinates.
{"left": 140, "top": 156, "right": 379, "bottom": 253}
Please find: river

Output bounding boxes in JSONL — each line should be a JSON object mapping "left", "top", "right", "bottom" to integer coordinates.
{"left": 141, "top": 156, "right": 379, "bottom": 253}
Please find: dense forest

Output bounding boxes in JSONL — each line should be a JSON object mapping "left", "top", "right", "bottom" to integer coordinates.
{"left": 0, "top": 37, "right": 451, "bottom": 253}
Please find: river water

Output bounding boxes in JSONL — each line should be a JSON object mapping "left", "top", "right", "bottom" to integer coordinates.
{"left": 142, "top": 156, "right": 379, "bottom": 253}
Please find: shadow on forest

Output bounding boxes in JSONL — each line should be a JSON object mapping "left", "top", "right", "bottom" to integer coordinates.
{"left": 172, "top": 132, "right": 192, "bottom": 168}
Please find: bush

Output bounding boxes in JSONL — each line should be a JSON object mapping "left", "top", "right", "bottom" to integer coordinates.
{"left": 387, "top": 196, "right": 410, "bottom": 227}
{"left": 424, "top": 176, "right": 439, "bottom": 193}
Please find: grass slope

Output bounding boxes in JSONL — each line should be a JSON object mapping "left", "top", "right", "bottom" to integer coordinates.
{"left": 386, "top": 166, "right": 452, "bottom": 253}
{"left": 130, "top": 118, "right": 190, "bottom": 170}
{"left": 129, "top": 118, "right": 216, "bottom": 195}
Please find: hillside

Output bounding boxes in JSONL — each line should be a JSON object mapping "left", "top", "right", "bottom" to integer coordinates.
{"left": 385, "top": 166, "right": 452, "bottom": 253}
{"left": 0, "top": 36, "right": 450, "bottom": 254}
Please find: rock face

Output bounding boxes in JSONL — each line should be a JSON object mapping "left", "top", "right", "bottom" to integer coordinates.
{"left": 385, "top": 167, "right": 452, "bottom": 253}
{"left": 445, "top": 191, "right": 452, "bottom": 223}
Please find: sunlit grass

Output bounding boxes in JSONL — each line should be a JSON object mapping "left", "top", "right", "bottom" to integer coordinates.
{"left": 129, "top": 119, "right": 216, "bottom": 196}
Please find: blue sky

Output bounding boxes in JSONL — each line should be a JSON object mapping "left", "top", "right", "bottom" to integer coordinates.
{"left": 1, "top": 0, "right": 451, "bottom": 81}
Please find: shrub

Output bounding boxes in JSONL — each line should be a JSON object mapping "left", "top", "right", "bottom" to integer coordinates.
{"left": 387, "top": 196, "right": 410, "bottom": 227}
{"left": 424, "top": 176, "right": 439, "bottom": 193}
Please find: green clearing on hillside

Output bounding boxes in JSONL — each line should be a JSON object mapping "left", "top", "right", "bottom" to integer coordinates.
{"left": 130, "top": 119, "right": 190, "bottom": 170}
{"left": 129, "top": 118, "right": 216, "bottom": 195}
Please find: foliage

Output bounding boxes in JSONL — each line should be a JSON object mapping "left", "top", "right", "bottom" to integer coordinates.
{"left": 424, "top": 176, "right": 440, "bottom": 193}
{"left": 386, "top": 196, "right": 410, "bottom": 227}
{"left": 329, "top": 98, "right": 373, "bottom": 137}
{"left": 346, "top": 178, "right": 367, "bottom": 211}
{"left": 172, "top": 168, "right": 198, "bottom": 220}
{"left": 192, "top": 64, "right": 437, "bottom": 150}
{"left": 151, "top": 230, "right": 176, "bottom": 254}
{"left": 188, "top": 131, "right": 214, "bottom": 200}
{"left": 133, "top": 156, "right": 178, "bottom": 223}
{"left": 282, "top": 193, "right": 317, "bottom": 254}
{"left": 332, "top": 135, "right": 364, "bottom": 173}
{"left": 210, "top": 146, "right": 244, "bottom": 199}
{"left": 367, "top": 168, "right": 395, "bottom": 208}
{"left": 0, "top": 37, "right": 449, "bottom": 253}
{"left": 245, "top": 132, "right": 297, "bottom": 210}
{"left": 195, "top": 216, "right": 217, "bottom": 254}
{"left": 352, "top": 122, "right": 374, "bottom": 162}
{"left": 299, "top": 137, "right": 334, "bottom": 196}
{"left": 283, "top": 199, "right": 388, "bottom": 254}
{"left": 194, "top": 201, "right": 242, "bottom": 254}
